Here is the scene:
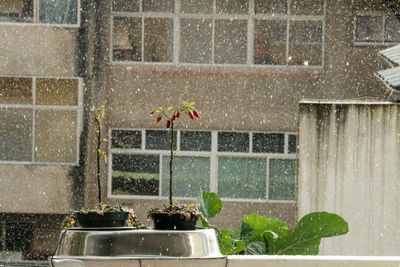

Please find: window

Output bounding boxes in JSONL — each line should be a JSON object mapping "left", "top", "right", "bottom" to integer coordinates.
{"left": 0, "top": 76, "right": 82, "bottom": 164}
{"left": 111, "top": 0, "right": 325, "bottom": 67}
{"left": 354, "top": 14, "right": 400, "bottom": 45}
{"left": 0, "top": 221, "right": 33, "bottom": 261}
{"left": 0, "top": 0, "right": 79, "bottom": 26}
{"left": 109, "top": 129, "right": 296, "bottom": 202}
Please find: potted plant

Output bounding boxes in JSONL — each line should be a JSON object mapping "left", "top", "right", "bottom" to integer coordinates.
{"left": 148, "top": 101, "right": 202, "bottom": 230}
{"left": 62, "top": 103, "right": 139, "bottom": 228}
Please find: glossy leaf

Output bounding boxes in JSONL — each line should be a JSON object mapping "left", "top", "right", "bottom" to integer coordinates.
{"left": 241, "top": 214, "right": 290, "bottom": 243}
{"left": 218, "top": 228, "right": 246, "bottom": 255}
{"left": 274, "top": 212, "right": 349, "bottom": 255}
{"left": 196, "top": 191, "right": 222, "bottom": 219}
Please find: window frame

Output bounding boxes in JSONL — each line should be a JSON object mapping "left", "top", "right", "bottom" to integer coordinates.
{"left": 0, "top": 0, "right": 81, "bottom": 28}
{"left": 110, "top": 0, "right": 326, "bottom": 69}
{"left": 353, "top": 11, "right": 400, "bottom": 46}
{"left": 108, "top": 128, "right": 296, "bottom": 203}
{"left": 0, "top": 75, "right": 83, "bottom": 165}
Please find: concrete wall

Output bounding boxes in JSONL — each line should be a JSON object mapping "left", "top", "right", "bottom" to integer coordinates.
{"left": 0, "top": 24, "right": 80, "bottom": 214}
{"left": 298, "top": 101, "right": 400, "bottom": 256}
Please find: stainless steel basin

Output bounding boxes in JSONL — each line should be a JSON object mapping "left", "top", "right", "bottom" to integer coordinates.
{"left": 49, "top": 228, "right": 226, "bottom": 267}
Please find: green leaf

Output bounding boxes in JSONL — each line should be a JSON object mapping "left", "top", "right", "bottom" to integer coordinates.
{"left": 246, "top": 242, "right": 266, "bottom": 255}
{"left": 241, "top": 214, "right": 290, "bottom": 243}
{"left": 275, "top": 212, "right": 349, "bottom": 255}
{"left": 196, "top": 191, "right": 222, "bottom": 219}
{"left": 218, "top": 228, "right": 246, "bottom": 255}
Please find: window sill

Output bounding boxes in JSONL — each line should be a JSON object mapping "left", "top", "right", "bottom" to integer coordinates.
{"left": 111, "top": 62, "right": 323, "bottom": 78}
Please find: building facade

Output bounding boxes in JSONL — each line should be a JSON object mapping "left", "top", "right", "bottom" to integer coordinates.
{"left": 0, "top": 0, "right": 397, "bottom": 261}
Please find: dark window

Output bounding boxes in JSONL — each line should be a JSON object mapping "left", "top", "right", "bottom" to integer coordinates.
{"left": 181, "top": 131, "right": 211, "bottom": 151}
{"left": 111, "top": 130, "right": 141, "bottom": 149}
{"left": 288, "top": 134, "right": 297, "bottom": 154}
{"left": 5, "top": 223, "right": 33, "bottom": 253}
{"left": 253, "top": 133, "right": 284, "bottom": 153}
{"left": 146, "top": 130, "right": 177, "bottom": 150}
{"left": 112, "top": 154, "right": 160, "bottom": 196}
{"left": 218, "top": 132, "right": 249, "bottom": 152}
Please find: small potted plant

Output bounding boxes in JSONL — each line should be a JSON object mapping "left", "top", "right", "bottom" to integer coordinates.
{"left": 148, "top": 101, "right": 202, "bottom": 230}
{"left": 63, "top": 103, "right": 139, "bottom": 228}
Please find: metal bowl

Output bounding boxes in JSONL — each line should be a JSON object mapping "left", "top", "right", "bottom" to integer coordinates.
{"left": 52, "top": 228, "right": 224, "bottom": 258}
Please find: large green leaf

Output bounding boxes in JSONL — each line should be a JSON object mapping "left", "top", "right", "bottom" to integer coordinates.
{"left": 240, "top": 214, "right": 290, "bottom": 243}
{"left": 246, "top": 242, "right": 266, "bottom": 255}
{"left": 196, "top": 191, "right": 222, "bottom": 219}
{"left": 275, "top": 212, "right": 349, "bottom": 255}
{"left": 218, "top": 228, "right": 246, "bottom": 255}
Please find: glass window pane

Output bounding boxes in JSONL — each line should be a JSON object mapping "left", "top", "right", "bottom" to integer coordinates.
{"left": 161, "top": 156, "right": 210, "bottom": 197}
{"left": 181, "top": 131, "right": 211, "bottom": 151}
{"left": 385, "top": 16, "right": 400, "bottom": 42}
{"left": 144, "top": 18, "right": 173, "bottom": 62}
{"left": 146, "top": 130, "right": 176, "bottom": 150}
{"left": 35, "top": 110, "right": 77, "bottom": 163}
{"left": 290, "top": 0, "right": 323, "bottom": 15}
{"left": 113, "top": 17, "right": 142, "bottom": 62}
{"left": 181, "top": 0, "right": 212, "bottom": 14}
{"left": 112, "top": 154, "right": 159, "bottom": 196}
{"left": 39, "top": 0, "right": 78, "bottom": 24}
{"left": 214, "top": 19, "right": 247, "bottom": 64}
{"left": 0, "top": 77, "right": 32, "bottom": 104}
{"left": 143, "top": 0, "right": 174, "bottom": 12}
{"left": 269, "top": 159, "right": 296, "bottom": 200}
{"left": 112, "top": 0, "right": 139, "bottom": 12}
{"left": 254, "top": 20, "right": 287, "bottom": 65}
{"left": 180, "top": 18, "right": 212, "bottom": 64}
{"left": 111, "top": 130, "right": 141, "bottom": 149}
{"left": 355, "top": 16, "right": 383, "bottom": 42}
{"left": 289, "top": 20, "right": 322, "bottom": 66}
{"left": 288, "top": 134, "right": 297, "bottom": 154}
{"left": 218, "top": 132, "right": 249, "bottom": 152}
{"left": 0, "top": 0, "right": 33, "bottom": 23}
{"left": 255, "top": 0, "right": 287, "bottom": 14}
{"left": 216, "top": 0, "right": 249, "bottom": 14}
{"left": 36, "top": 78, "right": 78, "bottom": 106}
{"left": 0, "top": 108, "right": 32, "bottom": 161}
{"left": 253, "top": 133, "right": 284, "bottom": 153}
{"left": 218, "top": 157, "right": 266, "bottom": 199}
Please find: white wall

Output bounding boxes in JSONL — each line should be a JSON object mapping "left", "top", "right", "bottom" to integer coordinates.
{"left": 297, "top": 101, "right": 400, "bottom": 255}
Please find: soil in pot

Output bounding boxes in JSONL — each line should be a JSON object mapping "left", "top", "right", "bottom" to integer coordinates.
{"left": 75, "top": 211, "right": 129, "bottom": 228}
{"left": 152, "top": 213, "right": 198, "bottom": 230}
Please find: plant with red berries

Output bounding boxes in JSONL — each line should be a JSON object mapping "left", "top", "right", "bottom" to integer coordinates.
{"left": 150, "top": 101, "right": 201, "bottom": 206}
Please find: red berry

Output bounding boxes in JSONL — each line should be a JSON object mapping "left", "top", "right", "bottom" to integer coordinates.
{"left": 156, "top": 116, "right": 162, "bottom": 123}
{"left": 166, "top": 120, "right": 171, "bottom": 128}
{"left": 193, "top": 110, "right": 200, "bottom": 119}
{"left": 188, "top": 111, "right": 194, "bottom": 120}
{"left": 172, "top": 114, "right": 177, "bottom": 121}
{"left": 176, "top": 111, "right": 180, "bottom": 118}
{"left": 150, "top": 111, "right": 155, "bottom": 115}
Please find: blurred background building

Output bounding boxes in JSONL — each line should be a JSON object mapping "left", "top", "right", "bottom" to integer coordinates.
{"left": 0, "top": 0, "right": 398, "bottom": 262}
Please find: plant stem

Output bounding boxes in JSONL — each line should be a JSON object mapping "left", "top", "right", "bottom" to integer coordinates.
{"left": 96, "top": 121, "right": 102, "bottom": 204}
{"left": 169, "top": 121, "right": 174, "bottom": 207}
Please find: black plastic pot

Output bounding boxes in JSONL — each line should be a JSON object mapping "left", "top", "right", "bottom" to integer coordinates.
{"left": 75, "top": 211, "right": 129, "bottom": 228}
{"left": 151, "top": 213, "right": 198, "bottom": 230}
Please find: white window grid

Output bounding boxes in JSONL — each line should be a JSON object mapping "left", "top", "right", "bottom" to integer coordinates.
{"left": 110, "top": 0, "right": 326, "bottom": 69}
{"left": 353, "top": 11, "right": 400, "bottom": 46}
{"left": 0, "top": 75, "right": 83, "bottom": 165}
{"left": 108, "top": 128, "right": 296, "bottom": 203}
{"left": 0, "top": 0, "right": 81, "bottom": 28}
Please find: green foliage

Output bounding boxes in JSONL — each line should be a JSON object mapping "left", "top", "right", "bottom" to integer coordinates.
{"left": 196, "top": 191, "right": 222, "bottom": 227}
{"left": 196, "top": 191, "right": 349, "bottom": 256}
